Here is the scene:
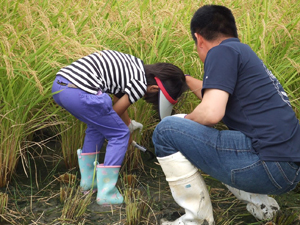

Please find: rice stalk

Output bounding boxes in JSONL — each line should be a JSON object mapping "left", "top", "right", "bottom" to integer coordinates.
{"left": 122, "top": 174, "right": 156, "bottom": 225}
{"left": 272, "top": 210, "right": 299, "bottom": 225}
{"left": 0, "top": 69, "right": 60, "bottom": 187}
{"left": 58, "top": 185, "right": 92, "bottom": 223}
{"left": 122, "top": 99, "right": 158, "bottom": 172}
{"left": 53, "top": 112, "right": 86, "bottom": 169}
{"left": 0, "top": 192, "right": 8, "bottom": 221}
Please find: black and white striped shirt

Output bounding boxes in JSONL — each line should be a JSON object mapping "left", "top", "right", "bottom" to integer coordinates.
{"left": 56, "top": 50, "right": 147, "bottom": 104}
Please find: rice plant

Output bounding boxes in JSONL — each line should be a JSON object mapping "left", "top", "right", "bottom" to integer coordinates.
{"left": 58, "top": 172, "right": 78, "bottom": 203}
{"left": 56, "top": 172, "right": 90, "bottom": 224}
{"left": 235, "top": 0, "right": 300, "bottom": 113}
{"left": 122, "top": 99, "right": 158, "bottom": 172}
{"left": 1, "top": 0, "right": 300, "bottom": 224}
{"left": 122, "top": 173, "right": 156, "bottom": 225}
{"left": 0, "top": 192, "right": 8, "bottom": 222}
{"left": 53, "top": 111, "right": 86, "bottom": 169}
{"left": 272, "top": 210, "right": 300, "bottom": 225}
{"left": 0, "top": 0, "right": 64, "bottom": 188}
{"left": 58, "top": 185, "right": 92, "bottom": 224}
{"left": 0, "top": 73, "right": 58, "bottom": 188}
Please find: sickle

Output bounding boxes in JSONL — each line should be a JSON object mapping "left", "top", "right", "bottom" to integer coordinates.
{"left": 131, "top": 140, "right": 156, "bottom": 161}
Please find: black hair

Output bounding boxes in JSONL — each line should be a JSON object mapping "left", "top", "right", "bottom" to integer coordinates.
{"left": 190, "top": 5, "right": 238, "bottom": 42}
{"left": 143, "top": 63, "right": 188, "bottom": 107}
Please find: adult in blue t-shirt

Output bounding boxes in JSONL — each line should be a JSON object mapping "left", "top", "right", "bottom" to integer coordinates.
{"left": 152, "top": 5, "right": 300, "bottom": 225}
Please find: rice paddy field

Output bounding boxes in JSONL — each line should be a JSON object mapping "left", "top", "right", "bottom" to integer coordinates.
{"left": 1, "top": 0, "right": 300, "bottom": 224}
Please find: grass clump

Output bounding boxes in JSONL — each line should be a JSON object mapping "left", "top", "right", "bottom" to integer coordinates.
{"left": 0, "top": 192, "right": 8, "bottom": 221}
{"left": 58, "top": 185, "right": 92, "bottom": 224}
{"left": 123, "top": 173, "right": 156, "bottom": 225}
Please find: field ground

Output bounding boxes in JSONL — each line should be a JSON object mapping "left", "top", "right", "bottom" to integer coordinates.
{"left": 1, "top": 139, "right": 299, "bottom": 225}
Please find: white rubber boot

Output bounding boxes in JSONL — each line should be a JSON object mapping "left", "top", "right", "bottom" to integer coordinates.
{"left": 157, "top": 152, "right": 215, "bottom": 225}
{"left": 225, "top": 184, "right": 280, "bottom": 220}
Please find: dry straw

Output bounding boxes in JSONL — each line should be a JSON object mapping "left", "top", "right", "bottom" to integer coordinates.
{"left": 0, "top": 192, "right": 8, "bottom": 220}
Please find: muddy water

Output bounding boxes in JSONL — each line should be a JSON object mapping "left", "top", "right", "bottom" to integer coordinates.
{"left": 1, "top": 139, "right": 300, "bottom": 225}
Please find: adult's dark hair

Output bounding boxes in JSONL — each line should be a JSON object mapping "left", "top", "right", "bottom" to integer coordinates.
{"left": 143, "top": 63, "right": 188, "bottom": 107}
{"left": 190, "top": 5, "right": 238, "bottom": 42}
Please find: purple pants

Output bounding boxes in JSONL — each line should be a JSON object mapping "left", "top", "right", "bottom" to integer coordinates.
{"left": 52, "top": 76, "right": 130, "bottom": 166}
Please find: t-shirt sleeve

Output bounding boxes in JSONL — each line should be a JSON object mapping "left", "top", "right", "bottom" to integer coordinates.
{"left": 125, "top": 79, "right": 147, "bottom": 104}
{"left": 202, "top": 45, "right": 239, "bottom": 97}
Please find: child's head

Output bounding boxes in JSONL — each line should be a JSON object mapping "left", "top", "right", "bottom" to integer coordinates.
{"left": 144, "top": 63, "right": 187, "bottom": 119}
{"left": 190, "top": 5, "right": 238, "bottom": 43}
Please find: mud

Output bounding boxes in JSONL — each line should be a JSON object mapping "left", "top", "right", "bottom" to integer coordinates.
{"left": 1, "top": 139, "right": 300, "bottom": 225}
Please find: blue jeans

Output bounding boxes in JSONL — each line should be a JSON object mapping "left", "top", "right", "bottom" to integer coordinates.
{"left": 152, "top": 116, "right": 300, "bottom": 195}
{"left": 52, "top": 76, "right": 130, "bottom": 166}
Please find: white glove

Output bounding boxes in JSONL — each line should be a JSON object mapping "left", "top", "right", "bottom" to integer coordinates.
{"left": 172, "top": 114, "right": 187, "bottom": 118}
{"left": 128, "top": 120, "right": 143, "bottom": 133}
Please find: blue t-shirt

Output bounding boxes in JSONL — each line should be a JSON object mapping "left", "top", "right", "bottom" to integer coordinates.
{"left": 202, "top": 38, "right": 300, "bottom": 162}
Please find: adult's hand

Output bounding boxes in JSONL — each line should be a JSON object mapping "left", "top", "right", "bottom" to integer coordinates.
{"left": 172, "top": 114, "right": 187, "bottom": 118}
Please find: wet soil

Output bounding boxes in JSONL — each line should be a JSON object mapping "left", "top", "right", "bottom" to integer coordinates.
{"left": 1, "top": 139, "right": 300, "bottom": 225}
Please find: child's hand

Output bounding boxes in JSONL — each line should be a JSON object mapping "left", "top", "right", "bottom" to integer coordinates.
{"left": 128, "top": 120, "right": 143, "bottom": 133}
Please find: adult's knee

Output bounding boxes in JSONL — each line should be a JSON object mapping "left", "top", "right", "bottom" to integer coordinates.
{"left": 153, "top": 117, "right": 174, "bottom": 138}
{"left": 152, "top": 116, "right": 181, "bottom": 157}
{"left": 153, "top": 116, "right": 181, "bottom": 144}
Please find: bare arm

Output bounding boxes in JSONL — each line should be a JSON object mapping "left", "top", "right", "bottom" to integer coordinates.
{"left": 113, "top": 95, "right": 132, "bottom": 145}
{"left": 185, "top": 89, "right": 229, "bottom": 126}
{"left": 112, "top": 95, "right": 131, "bottom": 124}
{"left": 185, "top": 75, "right": 203, "bottom": 100}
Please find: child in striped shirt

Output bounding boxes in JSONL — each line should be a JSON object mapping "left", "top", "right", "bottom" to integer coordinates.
{"left": 52, "top": 50, "right": 187, "bottom": 206}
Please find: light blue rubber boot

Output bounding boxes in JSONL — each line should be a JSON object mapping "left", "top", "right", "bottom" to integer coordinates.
{"left": 96, "top": 164, "right": 124, "bottom": 205}
{"left": 77, "top": 149, "right": 99, "bottom": 191}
